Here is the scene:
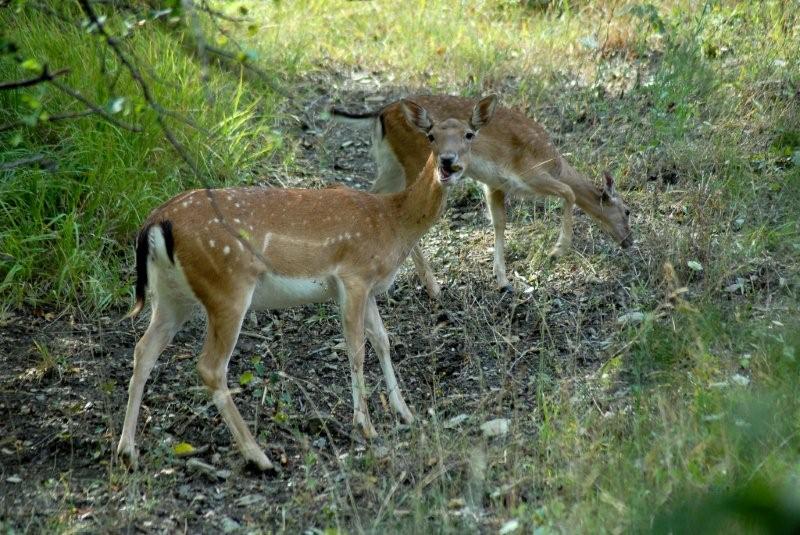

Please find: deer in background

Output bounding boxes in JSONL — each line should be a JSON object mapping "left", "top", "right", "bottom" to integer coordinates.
{"left": 117, "top": 96, "right": 498, "bottom": 471}
{"left": 333, "top": 95, "right": 633, "bottom": 296}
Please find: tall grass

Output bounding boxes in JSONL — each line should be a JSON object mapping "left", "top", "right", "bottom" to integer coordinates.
{"left": 0, "top": 9, "right": 279, "bottom": 312}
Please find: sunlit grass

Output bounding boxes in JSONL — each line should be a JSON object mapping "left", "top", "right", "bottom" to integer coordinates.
{"left": 0, "top": 9, "right": 280, "bottom": 311}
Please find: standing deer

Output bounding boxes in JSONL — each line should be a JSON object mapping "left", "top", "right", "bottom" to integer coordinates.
{"left": 117, "top": 96, "right": 498, "bottom": 471}
{"left": 333, "top": 95, "right": 632, "bottom": 296}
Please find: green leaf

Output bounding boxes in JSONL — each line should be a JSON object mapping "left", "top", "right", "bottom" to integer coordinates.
{"left": 687, "top": 260, "right": 703, "bottom": 272}
{"left": 21, "top": 94, "right": 41, "bottom": 110}
{"left": 173, "top": 442, "right": 195, "bottom": 456}
{"left": 10, "top": 133, "right": 23, "bottom": 147}
{"left": 239, "top": 371, "right": 254, "bottom": 385}
{"left": 107, "top": 97, "right": 125, "bottom": 114}
{"left": 20, "top": 58, "right": 42, "bottom": 72}
{"left": 273, "top": 411, "right": 288, "bottom": 424}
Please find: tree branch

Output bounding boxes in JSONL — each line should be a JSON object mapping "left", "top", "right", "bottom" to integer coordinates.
{"left": 0, "top": 67, "right": 69, "bottom": 91}
{"left": 77, "top": 0, "right": 271, "bottom": 268}
{"left": 197, "top": 1, "right": 250, "bottom": 23}
{"left": 50, "top": 80, "right": 142, "bottom": 132}
{"left": 0, "top": 154, "right": 56, "bottom": 171}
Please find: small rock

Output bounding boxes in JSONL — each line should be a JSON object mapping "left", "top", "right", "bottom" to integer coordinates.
{"left": 215, "top": 469, "right": 232, "bottom": 480}
{"left": 234, "top": 494, "right": 265, "bottom": 507}
{"left": 220, "top": 516, "right": 240, "bottom": 533}
{"left": 731, "top": 374, "right": 750, "bottom": 386}
{"left": 480, "top": 418, "right": 510, "bottom": 437}
{"left": 186, "top": 458, "right": 225, "bottom": 480}
{"left": 443, "top": 414, "right": 469, "bottom": 429}
{"left": 724, "top": 280, "right": 744, "bottom": 293}
{"left": 499, "top": 519, "right": 520, "bottom": 534}
{"left": 617, "top": 311, "right": 645, "bottom": 325}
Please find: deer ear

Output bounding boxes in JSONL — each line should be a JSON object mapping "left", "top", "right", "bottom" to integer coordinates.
{"left": 400, "top": 99, "right": 432, "bottom": 133}
{"left": 469, "top": 94, "right": 498, "bottom": 131}
{"left": 603, "top": 171, "right": 616, "bottom": 197}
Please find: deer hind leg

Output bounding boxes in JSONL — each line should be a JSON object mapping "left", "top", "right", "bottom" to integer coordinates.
{"left": 338, "top": 280, "right": 378, "bottom": 439}
{"left": 527, "top": 172, "right": 576, "bottom": 258}
{"left": 364, "top": 295, "right": 414, "bottom": 424}
{"left": 118, "top": 298, "right": 191, "bottom": 470}
{"left": 197, "top": 291, "right": 273, "bottom": 471}
{"left": 484, "top": 185, "right": 512, "bottom": 292}
{"left": 410, "top": 245, "right": 441, "bottom": 299}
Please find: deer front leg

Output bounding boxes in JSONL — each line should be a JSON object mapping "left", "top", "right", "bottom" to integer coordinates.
{"left": 546, "top": 181, "right": 575, "bottom": 258}
{"left": 527, "top": 172, "right": 575, "bottom": 258}
{"left": 485, "top": 185, "right": 512, "bottom": 292}
{"left": 339, "top": 281, "right": 378, "bottom": 439}
{"left": 364, "top": 295, "right": 414, "bottom": 424}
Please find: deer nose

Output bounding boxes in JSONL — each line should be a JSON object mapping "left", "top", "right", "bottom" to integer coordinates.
{"left": 440, "top": 154, "right": 457, "bottom": 171}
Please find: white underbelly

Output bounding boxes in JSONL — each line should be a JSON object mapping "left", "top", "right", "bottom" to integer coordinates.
{"left": 468, "top": 157, "right": 531, "bottom": 195}
{"left": 251, "top": 273, "right": 336, "bottom": 310}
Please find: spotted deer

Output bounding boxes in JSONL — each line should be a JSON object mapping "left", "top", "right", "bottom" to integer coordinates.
{"left": 333, "top": 95, "right": 632, "bottom": 296}
{"left": 117, "top": 96, "right": 498, "bottom": 471}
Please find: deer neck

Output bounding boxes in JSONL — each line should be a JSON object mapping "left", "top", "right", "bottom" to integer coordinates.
{"left": 558, "top": 161, "right": 606, "bottom": 221}
{"left": 391, "top": 154, "right": 445, "bottom": 242}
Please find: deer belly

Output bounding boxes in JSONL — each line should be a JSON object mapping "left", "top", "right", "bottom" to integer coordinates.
{"left": 469, "top": 157, "right": 529, "bottom": 194}
{"left": 251, "top": 273, "right": 335, "bottom": 310}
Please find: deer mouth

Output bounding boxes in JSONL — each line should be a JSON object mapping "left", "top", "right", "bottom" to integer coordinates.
{"left": 439, "top": 163, "right": 462, "bottom": 183}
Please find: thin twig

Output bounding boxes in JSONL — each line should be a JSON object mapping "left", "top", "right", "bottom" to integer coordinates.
{"left": 198, "top": 1, "right": 250, "bottom": 23}
{"left": 0, "top": 66, "right": 69, "bottom": 91}
{"left": 203, "top": 45, "right": 289, "bottom": 97}
{"left": 0, "top": 154, "right": 54, "bottom": 171}
{"left": 50, "top": 80, "right": 142, "bottom": 132}
{"left": 0, "top": 109, "right": 95, "bottom": 133}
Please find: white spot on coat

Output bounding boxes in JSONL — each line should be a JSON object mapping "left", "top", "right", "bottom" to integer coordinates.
{"left": 223, "top": 245, "right": 231, "bottom": 255}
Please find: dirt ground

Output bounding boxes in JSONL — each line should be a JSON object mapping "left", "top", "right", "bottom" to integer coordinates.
{"left": 1, "top": 76, "right": 641, "bottom": 532}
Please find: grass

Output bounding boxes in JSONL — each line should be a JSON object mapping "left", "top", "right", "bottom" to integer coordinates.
{"left": 1, "top": 0, "right": 799, "bottom": 533}
{"left": 0, "top": 8, "right": 280, "bottom": 312}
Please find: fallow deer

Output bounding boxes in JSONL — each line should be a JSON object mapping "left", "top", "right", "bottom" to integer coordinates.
{"left": 117, "top": 96, "right": 498, "bottom": 471}
{"left": 333, "top": 95, "right": 632, "bottom": 296}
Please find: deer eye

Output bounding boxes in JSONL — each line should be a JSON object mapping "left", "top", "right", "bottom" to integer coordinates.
{"left": 427, "top": 133, "right": 435, "bottom": 142}
{"left": 465, "top": 131, "right": 475, "bottom": 140}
